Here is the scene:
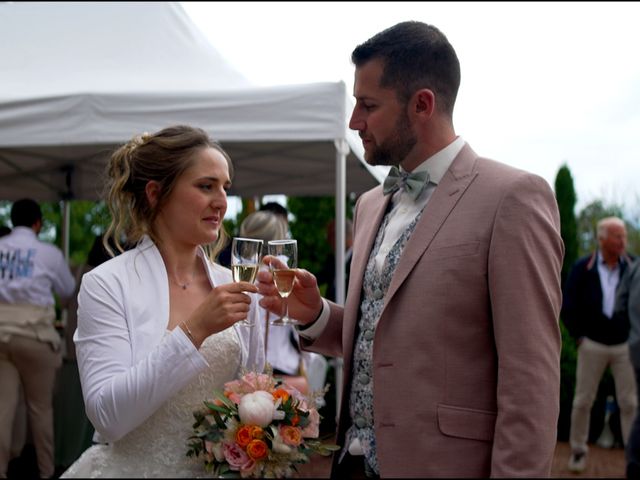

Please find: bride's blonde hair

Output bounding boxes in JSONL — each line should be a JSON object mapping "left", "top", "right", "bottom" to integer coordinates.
{"left": 103, "top": 125, "right": 233, "bottom": 260}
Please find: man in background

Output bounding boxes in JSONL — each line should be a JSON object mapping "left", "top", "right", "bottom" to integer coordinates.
{"left": 563, "top": 216, "right": 637, "bottom": 473}
{"left": 0, "top": 198, "right": 76, "bottom": 478}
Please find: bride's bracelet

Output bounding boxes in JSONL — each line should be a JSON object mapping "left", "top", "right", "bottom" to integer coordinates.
{"left": 182, "top": 319, "right": 196, "bottom": 345}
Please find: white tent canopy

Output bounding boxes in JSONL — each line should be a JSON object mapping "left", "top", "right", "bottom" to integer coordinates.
{"left": 0, "top": 2, "right": 384, "bottom": 202}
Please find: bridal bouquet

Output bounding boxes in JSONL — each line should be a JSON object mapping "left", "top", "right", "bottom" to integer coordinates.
{"left": 187, "top": 368, "right": 339, "bottom": 478}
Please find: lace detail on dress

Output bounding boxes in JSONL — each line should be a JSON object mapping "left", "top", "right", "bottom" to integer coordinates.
{"left": 61, "top": 328, "right": 241, "bottom": 478}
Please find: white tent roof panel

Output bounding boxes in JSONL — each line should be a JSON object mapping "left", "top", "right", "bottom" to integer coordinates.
{"left": 0, "top": 2, "right": 384, "bottom": 201}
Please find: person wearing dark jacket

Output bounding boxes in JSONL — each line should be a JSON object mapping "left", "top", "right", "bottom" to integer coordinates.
{"left": 614, "top": 256, "right": 640, "bottom": 478}
{"left": 563, "top": 216, "right": 636, "bottom": 473}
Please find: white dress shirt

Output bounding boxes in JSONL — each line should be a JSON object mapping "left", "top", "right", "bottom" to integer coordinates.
{"left": 0, "top": 226, "right": 75, "bottom": 306}
{"left": 597, "top": 250, "right": 622, "bottom": 319}
{"left": 301, "top": 136, "right": 466, "bottom": 338}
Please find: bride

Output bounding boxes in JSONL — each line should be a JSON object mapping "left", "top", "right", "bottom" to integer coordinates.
{"left": 61, "top": 125, "right": 265, "bottom": 478}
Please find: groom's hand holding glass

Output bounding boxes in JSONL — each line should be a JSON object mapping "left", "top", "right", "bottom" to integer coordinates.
{"left": 256, "top": 260, "right": 324, "bottom": 327}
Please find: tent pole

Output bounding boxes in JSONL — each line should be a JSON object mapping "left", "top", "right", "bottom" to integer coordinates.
{"left": 59, "top": 200, "right": 71, "bottom": 356}
{"left": 333, "top": 138, "right": 348, "bottom": 419}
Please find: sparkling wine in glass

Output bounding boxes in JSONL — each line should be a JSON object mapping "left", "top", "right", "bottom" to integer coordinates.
{"left": 231, "top": 237, "right": 263, "bottom": 326}
{"left": 267, "top": 239, "right": 298, "bottom": 326}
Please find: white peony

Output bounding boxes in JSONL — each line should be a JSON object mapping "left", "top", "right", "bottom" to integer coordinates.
{"left": 238, "top": 391, "right": 275, "bottom": 427}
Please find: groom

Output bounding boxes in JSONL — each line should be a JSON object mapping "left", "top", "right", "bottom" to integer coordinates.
{"left": 258, "top": 20, "right": 563, "bottom": 478}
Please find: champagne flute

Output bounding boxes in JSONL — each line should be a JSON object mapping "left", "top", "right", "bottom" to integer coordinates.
{"left": 231, "top": 237, "right": 263, "bottom": 326}
{"left": 267, "top": 239, "right": 298, "bottom": 326}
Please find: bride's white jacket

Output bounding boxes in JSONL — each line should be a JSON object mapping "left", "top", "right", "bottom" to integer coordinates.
{"left": 73, "top": 236, "right": 265, "bottom": 443}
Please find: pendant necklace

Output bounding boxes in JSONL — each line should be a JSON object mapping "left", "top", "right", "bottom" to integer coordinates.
{"left": 172, "top": 276, "right": 193, "bottom": 290}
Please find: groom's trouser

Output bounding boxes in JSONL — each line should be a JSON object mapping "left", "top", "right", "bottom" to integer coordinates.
{"left": 0, "top": 335, "right": 61, "bottom": 478}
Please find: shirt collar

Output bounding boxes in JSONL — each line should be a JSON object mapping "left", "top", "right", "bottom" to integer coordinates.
{"left": 11, "top": 226, "right": 37, "bottom": 237}
{"left": 597, "top": 250, "right": 622, "bottom": 268}
{"left": 400, "top": 136, "right": 465, "bottom": 185}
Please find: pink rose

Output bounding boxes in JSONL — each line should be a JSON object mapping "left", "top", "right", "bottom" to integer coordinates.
{"left": 223, "top": 442, "right": 252, "bottom": 471}
{"left": 240, "top": 459, "right": 257, "bottom": 477}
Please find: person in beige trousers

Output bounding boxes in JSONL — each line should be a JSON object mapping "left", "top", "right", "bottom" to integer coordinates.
{"left": 0, "top": 199, "right": 76, "bottom": 478}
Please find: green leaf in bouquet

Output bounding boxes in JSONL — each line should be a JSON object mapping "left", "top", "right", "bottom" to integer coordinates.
{"left": 212, "top": 389, "right": 237, "bottom": 409}
{"left": 204, "top": 428, "right": 225, "bottom": 443}
{"left": 207, "top": 408, "right": 227, "bottom": 429}
{"left": 204, "top": 400, "right": 232, "bottom": 416}
{"left": 304, "top": 439, "right": 341, "bottom": 456}
{"left": 296, "top": 410, "right": 310, "bottom": 428}
{"left": 186, "top": 439, "right": 203, "bottom": 458}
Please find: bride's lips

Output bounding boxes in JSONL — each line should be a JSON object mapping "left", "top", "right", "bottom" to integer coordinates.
{"left": 203, "top": 216, "right": 220, "bottom": 227}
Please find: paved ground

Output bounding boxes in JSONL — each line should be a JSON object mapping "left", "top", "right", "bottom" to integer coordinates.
{"left": 296, "top": 441, "right": 626, "bottom": 478}
{"left": 9, "top": 440, "right": 626, "bottom": 478}
{"left": 551, "top": 441, "right": 625, "bottom": 478}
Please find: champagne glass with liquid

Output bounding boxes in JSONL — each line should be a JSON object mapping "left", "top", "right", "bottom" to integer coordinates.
{"left": 231, "top": 237, "right": 263, "bottom": 326}
{"left": 267, "top": 239, "right": 298, "bottom": 326}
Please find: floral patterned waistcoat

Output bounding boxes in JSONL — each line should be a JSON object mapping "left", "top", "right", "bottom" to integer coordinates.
{"left": 340, "top": 202, "right": 425, "bottom": 474}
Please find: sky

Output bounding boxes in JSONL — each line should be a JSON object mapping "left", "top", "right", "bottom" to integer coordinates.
{"left": 182, "top": 1, "right": 640, "bottom": 217}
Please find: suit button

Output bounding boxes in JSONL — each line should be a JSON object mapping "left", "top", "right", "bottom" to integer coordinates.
{"left": 373, "top": 289, "right": 383, "bottom": 300}
{"left": 358, "top": 373, "right": 370, "bottom": 385}
{"left": 364, "top": 329, "right": 375, "bottom": 341}
{"left": 355, "top": 416, "right": 367, "bottom": 428}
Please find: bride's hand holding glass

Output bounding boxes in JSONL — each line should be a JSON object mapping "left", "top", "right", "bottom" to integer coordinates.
{"left": 230, "top": 237, "right": 263, "bottom": 327}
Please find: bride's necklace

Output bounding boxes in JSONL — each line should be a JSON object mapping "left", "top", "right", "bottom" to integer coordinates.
{"left": 170, "top": 274, "right": 194, "bottom": 290}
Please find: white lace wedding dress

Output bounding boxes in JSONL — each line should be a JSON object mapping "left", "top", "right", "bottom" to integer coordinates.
{"left": 61, "top": 328, "right": 241, "bottom": 478}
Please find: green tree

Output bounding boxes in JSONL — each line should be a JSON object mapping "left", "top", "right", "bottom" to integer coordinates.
{"left": 554, "top": 164, "right": 581, "bottom": 441}
{"left": 287, "top": 196, "right": 354, "bottom": 292}
{"left": 554, "top": 164, "right": 579, "bottom": 286}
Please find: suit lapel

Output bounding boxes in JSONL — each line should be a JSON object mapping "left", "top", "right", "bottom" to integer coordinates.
{"left": 384, "top": 145, "right": 479, "bottom": 304}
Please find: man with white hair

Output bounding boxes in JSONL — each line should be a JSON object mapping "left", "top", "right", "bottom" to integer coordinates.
{"left": 563, "top": 216, "right": 637, "bottom": 473}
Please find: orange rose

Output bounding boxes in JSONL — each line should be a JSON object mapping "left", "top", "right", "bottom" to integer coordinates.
{"left": 249, "top": 425, "right": 264, "bottom": 439}
{"left": 279, "top": 425, "right": 302, "bottom": 446}
{"left": 236, "top": 425, "right": 253, "bottom": 447}
{"left": 272, "top": 388, "right": 290, "bottom": 403}
{"left": 246, "top": 439, "right": 268, "bottom": 460}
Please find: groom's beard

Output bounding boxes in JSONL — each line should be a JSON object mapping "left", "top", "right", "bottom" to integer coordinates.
{"left": 368, "top": 111, "right": 417, "bottom": 166}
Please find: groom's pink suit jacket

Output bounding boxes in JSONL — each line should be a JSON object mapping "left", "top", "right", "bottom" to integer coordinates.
{"left": 305, "top": 143, "right": 564, "bottom": 477}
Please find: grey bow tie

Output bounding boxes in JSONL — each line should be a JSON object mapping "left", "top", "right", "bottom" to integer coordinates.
{"left": 382, "top": 166, "right": 430, "bottom": 200}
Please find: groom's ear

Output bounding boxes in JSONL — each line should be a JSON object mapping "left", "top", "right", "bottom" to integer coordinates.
{"left": 412, "top": 88, "right": 435, "bottom": 117}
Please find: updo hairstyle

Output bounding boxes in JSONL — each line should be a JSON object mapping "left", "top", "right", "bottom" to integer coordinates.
{"left": 103, "top": 125, "right": 233, "bottom": 259}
